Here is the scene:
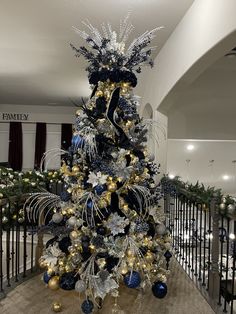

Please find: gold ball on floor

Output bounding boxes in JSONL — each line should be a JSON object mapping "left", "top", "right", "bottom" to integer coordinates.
{"left": 48, "top": 276, "right": 60, "bottom": 291}
{"left": 52, "top": 302, "right": 62, "bottom": 312}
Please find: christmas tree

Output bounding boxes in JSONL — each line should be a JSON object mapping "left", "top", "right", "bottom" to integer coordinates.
{"left": 26, "top": 16, "right": 171, "bottom": 314}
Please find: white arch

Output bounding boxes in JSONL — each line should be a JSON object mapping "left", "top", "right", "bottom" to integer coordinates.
{"left": 140, "top": 0, "right": 236, "bottom": 113}
{"left": 142, "top": 103, "right": 153, "bottom": 119}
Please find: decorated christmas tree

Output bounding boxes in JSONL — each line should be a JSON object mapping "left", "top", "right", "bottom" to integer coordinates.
{"left": 26, "top": 16, "right": 171, "bottom": 314}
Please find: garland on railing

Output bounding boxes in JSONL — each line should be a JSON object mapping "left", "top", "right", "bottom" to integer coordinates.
{"left": 161, "top": 175, "right": 236, "bottom": 218}
{"left": 0, "top": 167, "right": 63, "bottom": 227}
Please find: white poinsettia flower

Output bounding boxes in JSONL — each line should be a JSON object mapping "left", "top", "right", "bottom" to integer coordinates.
{"left": 87, "top": 171, "right": 108, "bottom": 187}
{"left": 91, "top": 275, "right": 119, "bottom": 299}
{"left": 106, "top": 213, "right": 129, "bottom": 236}
{"left": 41, "top": 243, "right": 63, "bottom": 267}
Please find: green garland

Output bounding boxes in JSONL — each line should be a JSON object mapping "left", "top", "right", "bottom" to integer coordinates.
{"left": 0, "top": 167, "right": 63, "bottom": 227}
{"left": 161, "top": 175, "right": 236, "bottom": 218}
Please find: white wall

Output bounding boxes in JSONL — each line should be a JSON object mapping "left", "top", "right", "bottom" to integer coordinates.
{"left": 138, "top": 0, "right": 236, "bottom": 113}
{"left": 0, "top": 104, "right": 76, "bottom": 170}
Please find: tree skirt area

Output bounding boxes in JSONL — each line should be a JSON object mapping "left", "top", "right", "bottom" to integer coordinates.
{"left": 0, "top": 259, "right": 214, "bottom": 314}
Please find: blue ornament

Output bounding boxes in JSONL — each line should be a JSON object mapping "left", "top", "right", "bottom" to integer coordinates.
{"left": 59, "top": 272, "right": 77, "bottom": 290}
{"left": 94, "top": 184, "right": 106, "bottom": 195}
{"left": 71, "top": 134, "right": 84, "bottom": 149}
{"left": 124, "top": 271, "right": 141, "bottom": 288}
{"left": 87, "top": 199, "right": 93, "bottom": 209}
{"left": 60, "top": 190, "right": 71, "bottom": 202}
{"left": 152, "top": 281, "right": 167, "bottom": 298}
{"left": 43, "top": 272, "right": 51, "bottom": 284}
{"left": 81, "top": 299, "right": 94, "bottom": 314}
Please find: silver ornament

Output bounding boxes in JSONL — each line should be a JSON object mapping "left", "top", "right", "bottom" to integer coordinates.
{"left": 219, "top": 203, "right": 226, "bottom": 212}
{"left": 227, "top": 204, "right": 235, "bottom": 215}
{"left": 75, "top": 280, "right": 86, "bottom": 293}
{"left": 52, "top": 213, "right": 63, "bottom": 224}
{"left": 18, "top": 217, "right": 25, "bottom": 224}
{"left": 149, "top": 154, "right": 155, "bottom": 162}
{"left": 156, "top": 223, "right": 166, "bottom": 235}
{"left": 67, "top": 216, "right": 78, "bottom": 227}
{"left": 2, "top": 216, "right": 8, "bottom": 224}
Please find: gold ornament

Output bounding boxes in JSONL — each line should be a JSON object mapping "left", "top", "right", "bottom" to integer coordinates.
{"left": 65, "top": 264, "right": 73, "bottom": 273}
{"left": 52, "top": 302, "right": 62, "bottom": 313}
{"left": 47, "top": 267, "right": 54, "bottom": 275}
{"left": 67, "top": 207, "right": 75, "bottom": 215}
{"left": 48, "top": 276, "right": 60, "bottom": 291}
{"left": 95, "top": 90, "right": 103, "bottom": 97}
{"left": 39, "top": 259, "right": 47, "bottom": 269}
{"left": 127, "top": 249, "right": 133, "bottom": 257}
{"left": 122, "top": 204, "right": 129, "bottom": 211}
{"left": 104, "top": 89, "right": 111, "bottom": 99}
{"left": 121, "top": 266, "right": 128, "bottom": 274}
{"left": 107, "top": 182, "right": 117, "bottom": 192}
{"left": 70, "top": 230, "right": 80, "bottom": 240}
{"left": 72, "top": 165, "right": 80, "bottom": 173}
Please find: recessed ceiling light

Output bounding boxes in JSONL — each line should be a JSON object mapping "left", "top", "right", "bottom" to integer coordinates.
{"left": 229, "top": 233, "right": 235, "bottom": 240}
{"left": 222, "top": 175, "right": 230, "bottom": 180}
{"left": 187, "top": 144, "right": 194, "bottom": 151}
{"left": 168, "top": 174, "right": 175, "bottom": 179}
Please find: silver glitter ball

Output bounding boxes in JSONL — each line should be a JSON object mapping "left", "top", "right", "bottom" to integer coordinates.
{"left": 156, "top": 223, "right": 166, "bottom": 235}
{"left": 67, "top": 216, "right": 78, "bottom": 227}
{"left": 227, "top": 204, "right": 235, "bottom": 215}
{"left": 52, "top": 213, "right": 63, "bottom": 224}
{"left": 75, "top": 280, "right": 86, "bottom": 293}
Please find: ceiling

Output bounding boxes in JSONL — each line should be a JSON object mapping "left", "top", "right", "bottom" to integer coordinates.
{"left": 0, "top": 0, "right": 194, "bottom": 107}
{"left": 167, "top": 139, "right": 236, "bottom": 195}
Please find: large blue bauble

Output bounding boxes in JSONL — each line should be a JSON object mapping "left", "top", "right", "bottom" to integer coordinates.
{"left": 124, "top": 271, "right": 141, "bottom": 288}
{"left": 59, "top": 272, "right": 77, "bottom": 290}
{"left": 81, "top": 299, "right": 94, "bottom": 314}
{"left": 71, "top": 134, "right": 84, "bottom": 148}
{"left": 94, "top": 184, "right": 106, "bottom": 195}
{"left": 152, "top": 281, "right": 167, "bottom": 298}
{"left": 43, "top": 272, "right": 51, "bottom": 284}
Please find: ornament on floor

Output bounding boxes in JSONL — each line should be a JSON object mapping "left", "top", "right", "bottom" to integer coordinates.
{"left": 43, "top": 271, "right": 51, "bottom": 284}
{"left": 124, "top": 271, "right": 141, "bottom": 288}
{"left": 152, "top": 281, "right": 167, "bottom": 298}
{"left": 59, "top": 272, "right": 77, "bottom": 290}
{"left": 81, "top": 299, "right": 94, "bottom": 314}
{"left": 48, "top": 276, "right": 60, "bottom": 291}
{"left": 52, "top": 302, "right": 62, "bottom": 313}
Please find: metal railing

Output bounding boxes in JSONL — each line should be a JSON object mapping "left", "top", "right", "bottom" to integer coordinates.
{"left": 164, "top": 191, "right": 236, "bottom": 313}
{"left": 0, "top": 195, "right": 40, "bottom": 297}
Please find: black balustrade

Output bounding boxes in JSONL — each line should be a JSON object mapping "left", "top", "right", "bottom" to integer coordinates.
{"left": 0, "top": 196, "right": 39, "bottom": 298}
{"left": 164, "top": 190, "right": 236, "bottom": 313}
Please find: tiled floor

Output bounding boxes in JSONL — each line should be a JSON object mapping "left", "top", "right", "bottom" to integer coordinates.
{"left": 0, "top": 260, "right": 214, "bottom": 314}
